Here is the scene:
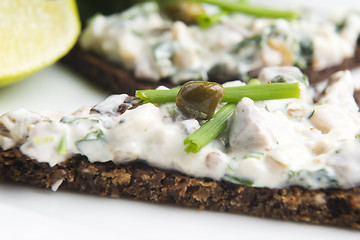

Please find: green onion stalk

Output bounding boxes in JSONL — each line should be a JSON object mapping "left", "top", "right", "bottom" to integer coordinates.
{"left": 196, "top": 0, "right": 299, "bottom": 20}
{"left": 136, "top": 82, "right": 300, "bottom": 103}
{"left": 184, "top": 103, "right": 237, "bottom": 153}
{"left": 158, "top": 0, "right": 299, "bottom": 21}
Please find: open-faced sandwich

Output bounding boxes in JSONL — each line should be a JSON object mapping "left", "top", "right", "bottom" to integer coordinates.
{"left": 63, "top": 1, "right": 360, "bottom": 94}
{"left": 1, "top": 66, "right": 359, "bottom": 228}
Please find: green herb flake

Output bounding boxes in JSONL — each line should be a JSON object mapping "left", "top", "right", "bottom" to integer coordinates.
{"left": 287, "top": 168, "right": 338, "bottom": 188}
{"left": 247, "top": 78, "right": 261, "bottom": 86}
{"left": 307, "top": 110, "right": 315, "bottom": 119}
{"left": 84, "top": 129, "right": 104, "bottom": 141}
{"left": 222, "top": 174, "right": 254, "bottom": 186}
{"left": 75, "top": 129, "right": 105, "bottom": 154}
{"left": 196, "top": 10, "right": 228, "bottom": 28}
{"left": 287, "top": 170, "right": 296, "bottom": 178}
{"left": 32, "top": 136, "right": 54, "bottom": 145}
{"left": 231, "top": 35, "right": 262, "bottom": 54}
{"left": 264, "top": 105, "right": 270, "bottom": 112}
{"left": 243, "top": 152, "right": 264, "bottom": 160}
{"left": 57, "top": 134, "right": 67, "bottom": 155}
{"left": 131, "top": 29, "right": 144, "bottom": 37}
{"left": 227, "top": 164, "right": 235, "bottom": 173}
{"left": 166, "top": 104, "right": 177, "bottom": 116}
{"left": 60, "top": 117, "right": 99, "bottom": 124}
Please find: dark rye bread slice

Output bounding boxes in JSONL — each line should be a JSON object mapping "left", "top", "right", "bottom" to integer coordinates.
{"left": 61, "top": 43, "right": 360, "bottom": 95}
{"left": 1, "top": 147, "right": 360, "bottom": 229}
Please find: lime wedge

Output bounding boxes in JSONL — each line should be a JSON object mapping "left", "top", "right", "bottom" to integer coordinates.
{"left": 0, "top": 0, "right": 81, "bottom": 87}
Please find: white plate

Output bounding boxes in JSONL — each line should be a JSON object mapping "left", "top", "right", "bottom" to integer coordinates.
{"left": 1, "top": 1, "right": 360, "bottom": 239}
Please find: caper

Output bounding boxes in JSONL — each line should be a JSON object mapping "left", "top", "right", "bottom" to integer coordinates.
{"left": 176, "top": 81, "right": 225, "bottom": 120}
{"left": 160, "top": 0, "right": 205, "bottom": 25}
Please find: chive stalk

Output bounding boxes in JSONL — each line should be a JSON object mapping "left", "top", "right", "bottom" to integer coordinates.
{"left": 222, "top": 83, "right": 300, "bottom": 102}
{"left": 184, "top": 103, "right": 237, "bottom": 153}
{"left": 136, "top": 82, "right": 300, "bottom": 103}
{"left": 136, "top": 86, "right": 180, "bottom": 103}
{"left": 196, "top": 0, "right": 299, "bottom": 19}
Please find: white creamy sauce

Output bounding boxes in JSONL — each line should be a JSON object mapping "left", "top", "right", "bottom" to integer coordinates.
{"left": 80, "top": 2, "right": 360, "bottom": 84}
{"left": 1, "top": 67, "right": 360, "bottom": 190}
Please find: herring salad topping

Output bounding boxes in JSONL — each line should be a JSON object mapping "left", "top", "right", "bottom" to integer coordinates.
{"left": 1, "top": 67, "right": 360, "bottom": 190}
{"left": 80, "top": 2, "right": 360, "bottom": 84}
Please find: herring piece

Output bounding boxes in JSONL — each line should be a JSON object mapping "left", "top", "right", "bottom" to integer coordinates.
{"left": 0, "top": 109, "right": 44, "bottom": 143}
{"left": 327, "top": 140, "right": 360, "bottom": 188}
{"left": 20, "top": 121, "right": 70, "bottom": 167}
{"left": 318, "top": 70, "right": 358, "bottom": 111}
{"left": 90, "top": 94, "right": 129, "bottom": 116}
{"left": 0, "top": 135, "right": 16, "bottom": 151}
{"left": 229, "top": 97, "right": 274, "bottom": 148}
{"left": 311, "top": 71, "right": 360, "bottom": 139}
{"left": 258, "top": 66, "right": 308, "bottom": 84}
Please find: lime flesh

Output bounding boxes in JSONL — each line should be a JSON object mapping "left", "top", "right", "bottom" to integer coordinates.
{"left": 0, "top": 0, "right": 81, "bottom": 87}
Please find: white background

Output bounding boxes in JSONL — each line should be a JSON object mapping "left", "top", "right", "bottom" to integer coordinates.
{"left": 1, "top": 0, "right": 360, "bottom": 239}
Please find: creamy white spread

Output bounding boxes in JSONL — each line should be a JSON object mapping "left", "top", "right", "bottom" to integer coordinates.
{"left": 80, "top": 2, "right": 360, "bottom": 84}
{"left": 1, "top": 67, "right": 360, "bottom": 190}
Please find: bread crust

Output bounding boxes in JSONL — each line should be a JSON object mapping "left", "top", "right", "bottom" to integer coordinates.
{"left": 61, "top": 44, "right": 360, "bottom": 95}
{"left": 1, "top": 147, "right": 359, "bottom": 229}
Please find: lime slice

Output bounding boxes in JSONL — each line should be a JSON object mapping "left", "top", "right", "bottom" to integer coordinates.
{"left": 0, "top": 0, "right": 81, "bottom": 87}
